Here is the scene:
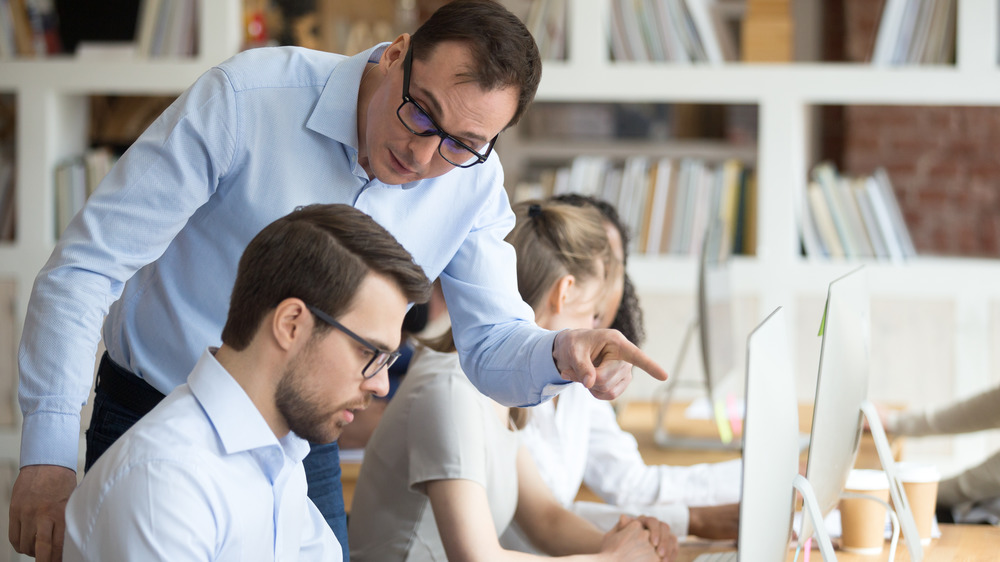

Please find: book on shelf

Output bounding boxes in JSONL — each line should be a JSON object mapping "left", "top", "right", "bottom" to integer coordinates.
{"left": 684, "top": 0, "right": 725, "bottom": 63}
{"left": 512, "top": 155, "right": 756, "bottom": 258}
{"left": 741, "top": 0, "right": 793, "bottom": 62}
{"left": 801, "top": 163, "right": 915, "bottom": 262}
{"left": 871, "top": 0, "right": 955, "bottom": 65}
{"left": 609, "top": 0, "right": 737, "bottom": 63}
{"left": 644, "top": 158, "right": 674, "bottom": 254}
{"left": 523, "top": 0, "right": 566, "bottom": 60}
{"left": 806, "top": 180, "right": 843, "bottom": 259}
{"left": 54, "top": 147, "right": 118, "bottom": 239}
{"left": 136, "top": 0, "right": 197, "bottom": 58}
{"left": 0, "top": 0, "right": 61, "bottom": 58}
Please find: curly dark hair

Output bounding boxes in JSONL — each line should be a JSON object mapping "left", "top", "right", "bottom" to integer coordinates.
{"left": 550, "top": 193, "right": 646, "bottom": 346}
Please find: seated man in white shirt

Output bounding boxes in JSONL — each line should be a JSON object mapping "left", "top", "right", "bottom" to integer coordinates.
{"left": 64, "top": 204, "right": 431, "bottom": 561}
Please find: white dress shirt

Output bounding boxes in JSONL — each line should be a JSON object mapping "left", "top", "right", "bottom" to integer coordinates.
{"left": 517, "top": 383, "right": 742, "bottom": 536}
{"left": 64, "top": 349, "right": 340, "bottom": 561}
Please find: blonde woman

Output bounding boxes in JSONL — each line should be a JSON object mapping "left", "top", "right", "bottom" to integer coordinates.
{"left": 349, "top": 200, "right": 677, "bottom": 561}
{"left": 505, "top": 195, "right": 741, "bottom": 549}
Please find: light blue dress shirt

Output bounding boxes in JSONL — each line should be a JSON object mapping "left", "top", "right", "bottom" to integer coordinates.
{"left": 63, "top": 349, "right": 340, "bottom": 561}
{"left": 18, "top": 44, "right": 567, "bottom": 470}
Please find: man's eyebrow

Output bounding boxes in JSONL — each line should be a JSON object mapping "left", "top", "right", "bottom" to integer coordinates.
{"left": 364, "top": 335, "right": 397, "bottom": 353}
{"left": 412, "top": 83, "right": 490, "bottom": 145}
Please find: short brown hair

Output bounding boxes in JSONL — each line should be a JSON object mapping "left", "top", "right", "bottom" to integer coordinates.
{"left": 221, "top": 204, "right": 432, "bottom": 349}
{"left": 411, "top": 0, "right": 542, "bottom": 128}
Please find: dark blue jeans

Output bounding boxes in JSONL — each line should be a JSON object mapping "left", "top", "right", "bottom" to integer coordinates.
{"left": 85, "top": 384, "right": 350, "bottom": 559}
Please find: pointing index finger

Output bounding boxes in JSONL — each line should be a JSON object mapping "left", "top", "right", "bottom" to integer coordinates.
{"left": 619, "top": 343, "right": 668, "bottom": 381}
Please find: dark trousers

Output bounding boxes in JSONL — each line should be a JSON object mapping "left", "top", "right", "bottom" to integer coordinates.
{"left": 85, "top": 353, "right": 349, "bottom": 558}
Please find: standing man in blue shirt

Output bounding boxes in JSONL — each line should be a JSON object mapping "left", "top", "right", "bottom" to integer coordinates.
{"left": 10, "top": 1, "right": 668, "bottom": 560}
{"left": 64, "top": 203, "right": 432, "bottom": 561}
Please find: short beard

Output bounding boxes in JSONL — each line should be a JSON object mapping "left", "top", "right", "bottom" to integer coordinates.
{"left": 274, "top": 339, "right": 346, "bottom": 444}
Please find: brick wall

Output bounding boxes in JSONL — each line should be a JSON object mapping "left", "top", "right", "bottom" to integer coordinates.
{"left": 830, "top": 0, "right": 1000, "bottom": 257}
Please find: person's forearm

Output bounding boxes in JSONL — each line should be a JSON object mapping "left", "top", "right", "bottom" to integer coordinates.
{"left": 518, "top": 502, "right": 605, "bottom": 556}
{"left": 889, "top": 384, "right": 1000, "bottom": 437}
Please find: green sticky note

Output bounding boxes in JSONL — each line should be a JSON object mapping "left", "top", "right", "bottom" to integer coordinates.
{"left": 818, "top": 299, "right": 829, "bottom": 336}
{"left": 714, "top": 399, "right": 733, "bottom": 444}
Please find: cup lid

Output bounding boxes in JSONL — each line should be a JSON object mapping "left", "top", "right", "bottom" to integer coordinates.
{"left": 846, "top": 469, "right": 889, "bottom": 490}
{"left": 895, "top": 461, "right": 940, "bottom": 483}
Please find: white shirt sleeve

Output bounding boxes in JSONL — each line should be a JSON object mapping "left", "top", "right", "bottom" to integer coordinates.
{"left": 582, "top": 399, "right": 742, "bottom": 507}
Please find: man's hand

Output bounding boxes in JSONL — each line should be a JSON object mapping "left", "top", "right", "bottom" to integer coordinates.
{"left": 553, "top": 329, "right": 668, "bottom": 400}
{"left": 9, "top": 465, "right": 77, "bottom": 561}
{"left": 688, "top": 504, "right": 740, "bottom": 541}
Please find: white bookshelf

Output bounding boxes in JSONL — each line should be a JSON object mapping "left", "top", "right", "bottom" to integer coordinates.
{"left": 505, "top": 0, "right": 1000, "bottom": 473}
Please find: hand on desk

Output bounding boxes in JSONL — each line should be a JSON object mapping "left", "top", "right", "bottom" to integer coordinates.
{"left": 689, "top": 504, "right": 740, "bottom": 541}
{"left": 601, "top": 514, "right": 679, "bottom": 561}
{"left": 553, "top": 329, "right": 668, "bottom": 401}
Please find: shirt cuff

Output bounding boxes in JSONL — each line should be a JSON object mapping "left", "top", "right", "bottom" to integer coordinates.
{"left": 20, "top": 412, "right": 82, "bottom": 471}
{"left": 530, "top": 330, "right": 570, "bottom": 404}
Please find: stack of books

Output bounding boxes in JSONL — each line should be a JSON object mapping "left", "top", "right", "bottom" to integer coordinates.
{"left": 135, "top": 0, "right": 198, "bottom": 58}
{"left": 608, "top": 0, "right": 738, "bottom": 63}
{"left": 513, "top": 156, "right": 756, "bottom": 257}
{"left": 800, "top": 163, "right": 917, "bottom": 262}
{"left": 0, "top": 0, "right": 61, "bottom": 58}
{"left": 872, "top": 0, "right": 956, "bottom": 65}
{"left": 54, "top": 146, "right": 118, "bottom": 239}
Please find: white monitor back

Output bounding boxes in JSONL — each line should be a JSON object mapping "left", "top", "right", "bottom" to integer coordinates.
{"left": 699, "top": 217, "right": 736, "bottom": 402}
{"left": 801, "top": 266, "right": 871, "bottom": 537}
{"left": 738, "top": 307, "right": 799, "bottom": 558}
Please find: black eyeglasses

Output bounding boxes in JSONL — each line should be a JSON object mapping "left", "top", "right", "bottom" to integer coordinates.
{"left": 397, "top": 46, "right": 498, "bottom": 168}
{"left": 305, "top": 304, "right": 400, "bottom": 379}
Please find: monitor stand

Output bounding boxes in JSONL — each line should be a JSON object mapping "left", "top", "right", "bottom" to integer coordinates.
{"left": 861, "top": 400, "right": 924, "bottom": 562}
{"left": 793, "top": 474, "right": 838, "bottom": 561}
{"left": 653, "top": 317, "right": 743, "bottom": 451}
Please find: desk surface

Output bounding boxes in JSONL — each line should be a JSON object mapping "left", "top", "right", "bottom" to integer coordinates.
{"left": 676, "top": 523, "right": 1000, "bottom": 561}
{"left": 616, "top": 400, "right": 901, "bottom": 469}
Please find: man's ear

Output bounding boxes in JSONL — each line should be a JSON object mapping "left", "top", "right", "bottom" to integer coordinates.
{"left": 272, "top": 298, "right": 310, "bottom": 352}
{"left": 546, "top": 275, "right": 576, "bottom": 315}
{"left": 381, "top": 33, "right": 411, "bottom": 70}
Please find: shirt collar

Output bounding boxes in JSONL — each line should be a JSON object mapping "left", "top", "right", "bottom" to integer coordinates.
{"left": 188, "top": 349, "right": 312, "bottom": 465}
{"left": 306, "top": 43, "right": 389, "bottom": 151}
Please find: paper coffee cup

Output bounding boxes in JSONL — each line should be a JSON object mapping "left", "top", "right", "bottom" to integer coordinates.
{"left": 895, "top": 462, "right": 940, "bottom": 545}
{"left": 840, "top": 469, "right": 890, "bottom": 554}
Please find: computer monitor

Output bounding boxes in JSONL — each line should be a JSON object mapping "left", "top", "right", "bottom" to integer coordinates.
{"left": 655, "top": 217, "right": 740, "bottom": 450}
{"left": 693, "top": 307, "right": 835, "bottom": 562}
{"left": 798, "top": 266, "right": 923, "bottom": 561}
{"left": 699, "top": 216, "right": 738, "bottom": 406}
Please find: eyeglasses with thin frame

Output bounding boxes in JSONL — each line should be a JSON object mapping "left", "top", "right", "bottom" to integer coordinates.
{"left": 305, "top": 304, "right": 400, "bottom": 379}
{"left": 396, "top": 46, "right": 498, "bottom": 168}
